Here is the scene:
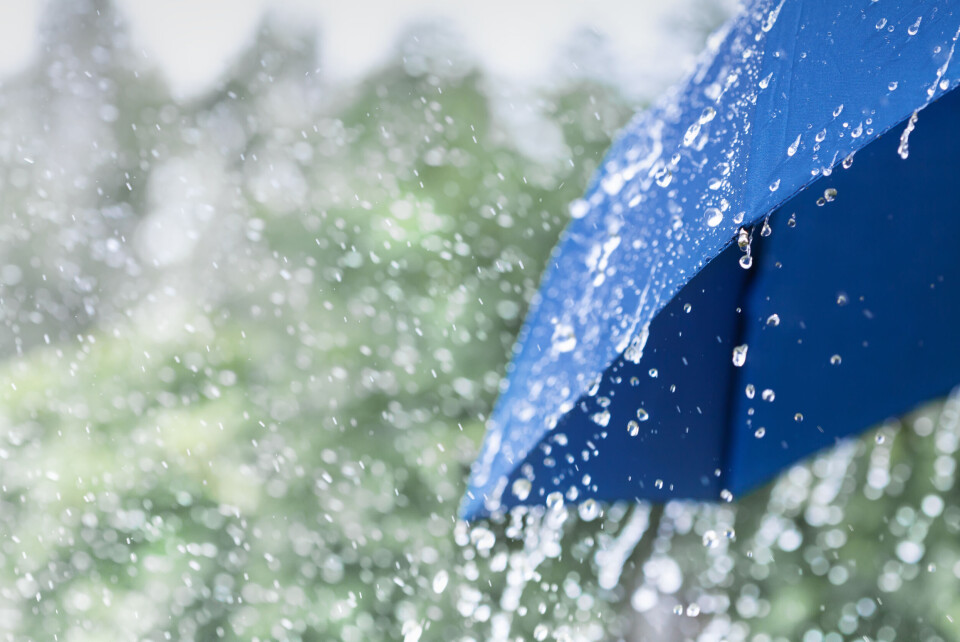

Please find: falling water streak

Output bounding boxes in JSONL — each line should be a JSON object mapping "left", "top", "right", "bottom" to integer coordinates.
{"left": 898, "top": 111, "right": 918, "bottom": 159}
{"left": 596, "top": 503, "right": 653, "bottom": 590}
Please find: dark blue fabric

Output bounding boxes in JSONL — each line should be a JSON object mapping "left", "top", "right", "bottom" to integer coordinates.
{"left": 463, "top": 0, "right": 960, "bottom": 519}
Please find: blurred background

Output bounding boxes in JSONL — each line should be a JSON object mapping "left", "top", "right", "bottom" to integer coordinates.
{"left": 1, "top": 1, "right": 959, "bottom": 640}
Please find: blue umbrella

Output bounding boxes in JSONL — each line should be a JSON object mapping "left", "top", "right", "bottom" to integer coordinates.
{"left": 462, "top": 0, "right": 960, "bottom": 520}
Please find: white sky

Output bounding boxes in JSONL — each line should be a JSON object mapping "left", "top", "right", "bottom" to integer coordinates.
{"left": 0, "top": 0, "right": 721, "bottom": 98}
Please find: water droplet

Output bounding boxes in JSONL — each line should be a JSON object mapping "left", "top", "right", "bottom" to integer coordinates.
{"left": 761, "top": 217, "right": 773, "bottom": 237}
{"left": 787, "top": 134, "right": 801, "bottom": 157}
{"left": 552, "top": 322, "right": 577, "bottom": 352}
{"left": 823, "top": 187, "right": 837, "bottom": 202}
{"left": 578, "top": 499, "right": 601, "bottom": 521}
{"left": 739, "top": 254, "right": 753, "bottom": 269}
{"left": 673, "top": 605, "right": 684, "bottom": 616}
{"left": 686, "top": 603, "right": 701, "bottom": 617}
{"left": 702, "top": 530, "right": 720, "bottom": 548}
{"left": 592, "top": 409, "right": 611, "bottom": 427}
{"left": 766, "top": 314, "right": 780, "bottom": 326}
{"left": 830, "top": 354, "right": 842, "bottom": 365}
{"left": 888, "top": 80, "right": 899, "bottom": 91}
{"left": 761, "top": 389, "right": 775, "bottom": 402}
{"left": 787, "top": 214, "right": 797, "bottom": 227}
{"left": 683, "top": 121, "right": 702, "bottom": 146}
{"left": 725, "top": 528, "right": 736, "bottom": 540}
{"left": 732, "top": 344, "right": 749, "bottom": 367}
{"left": 876, "top": 433, "right": 886, "bottom": 444}
{"left": 794, "top": 412, "right": 804, "bottom": 422}
{"left": 836, "top": 292, "right": 849, "bottom": 306}
{"left": 683, "top": 302, "right": 692, "bottom": 313}
{"left": 842, "top": 153, "right": 855, "bottom": 169}
{"left": 569, "top": 199, "right": 589, "bottom": 219}
{"left": 636, "top": 408, "right": 650, "bottom": 422}
{"left": 623, "top": 324, "right": 650, "bottom": 364}
{"left": 546, "top": 491, "right": 564, "bottom": 511}
{"left": 627, "top": 420, "right": 640, "bottom": 437}
{"left": 471, "top": 526, "right": 496, "bottom": 552}
{"left": 648, "top": 368, "right": 658, "bottom": 378}
{"left": 761, "top": 0, "right": 784, "bottom": 32}
{"left": 720, "top": 489, "right": 734, "bottom": 502}
{"left": 699, "top": 106, "right": 717, "bottom": 124}
{"left": 876, "top": 17, "right": 888, "bottom": 30}
{"left": 745, "top": 383, "right": 756, "bottom": 399}
{"left": 432, "top": 570, "right": 449, "bottom": 594}
{"left": 705, "top": 207, "right": 723, "bottom": 227}
{"left": 754, "top": 427, "right": 766, "bottom": 438}
{"left": 654, "top": 479, "right": 664, "bottom": 490}
{"left": 654, "top": 166, "right": 673, "bottom": 188}
{"left": 512, "top": 478, "right": 532, "bottom": 501}
{"left": 769, "top": 178, "right": 781, "bottom": 192}
{"left": 533, "top": 624, "right": 549, "bottom": 641}
{"left": 907, "top": 16, "right": 922, "bottom": 36}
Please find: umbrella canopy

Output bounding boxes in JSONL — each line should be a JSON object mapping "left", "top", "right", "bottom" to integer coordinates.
{"left": 462, "top": 0, "right": 960, "bottom": 520}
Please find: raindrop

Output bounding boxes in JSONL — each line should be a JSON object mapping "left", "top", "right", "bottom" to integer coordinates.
{"left": 648, "top": 368, "right": 658, "bottom": 378}
{"left": 769, "top": 178, "right": 781, "bottom": 192}
{"left": 836, "top": 292, "right": 849, "bottom": 305}
{"left": 569, "top": 199, "right": 590, "bottom": 219}
{"left": 823, "top": 187, "right": 837, "bottom": 202}
{"left": 432, "top": 570, "right": 449, "bottom": 594}
{"left": 533, "top": 625, "right": 549, "bottom": 641}
{"left": 578, "top": 499, "right": 601, "bottom": 521}
{"left": 761, "top": 217, "right": 773, "bottom": 237}
{"left": 546, "top": 491, "right": 564, "bottom": 511}
{"left": 705, "top": 207, "right": 724, "bottom": 227}
{"left": 888, "top": 80, "right": 899, "bottom": 91}
{"left": 761, "top": 389, "right": 775, "bottom": 402}
{"left": 636, "top": 408, "right": 650, "bottom": 422}
{"left": 830, "top": 354, "right": 842, "bottom": 365}
{"left": 725, "top": 529, "right": 736, "bottom": 540}
{"left": 755, "top": 427, "right": 766, "bottom": 438}
{"left": 907, "top": 16, "right": 922, "bottom": 36}
{"left": 795, "top": 413, "right": 804, "bottom": 422}
{"left": 720, "top": 489, "right": 734, "bottom": 502}
{"left": 683, "top": 302, "right": 692, "bottom": 313}
{"left": 552, "top": 323, "right": 577, "bottom": 352}
{"left": 592, "top": 409, "right": 611, "bottom": 427}
{"left": 683, "top": 121, "right": 702, "bottom": 146}
{"left": 702, "top": 530, "right": 720, "bottom": 548}
{"left": 787, "top": 214, "right": 797, "bottom": 227}
{"left": 673, "top": 605, "right": 684, "bottom": 616}
{"left": 876, "top": 433, "right": 886, "bottom": 444}
{"left": 842, "top": 153, "right": 855, "bottom": 169}
{"left": 787, "top": 134, "right": 801, "bottom": 156}
{"left": 512, "top": 478, "right": 532, "bottom": 501}
{"left": 766, "top": 314, "right": 780, "bottom": 326}
{"left": 627, "top": 420, "right": 640, "bottom": 437}
{"left": 654, "top": 479, "right": 664, "bottom": 490}
{"left": 745, "top": 383, "right": 756, "bottom": 399}
{"left": 739, "top": 254, "right": 753, "bottom": 269}
{"left": 737, "top": 227, "right": 750, "bottom": 249}
{"left": 655, "top": 167, "right": 673, "bottom": 188}
{"left": 471, "top": 527, "right": 496, "bottom": 552}
{"left": 876, "top": 17, "right": 888, "bottom": 30}
{"left": 699, "top": 106, "right": 717, "bottom": 124}
{"left": 833, "top": 104, "right": 844, "bottom": 118}
{"left": 686, "top": 603, "right": 701, "bottom": 617}
{"left": 732, "top": 344, "right": 749, "bottom": 367}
